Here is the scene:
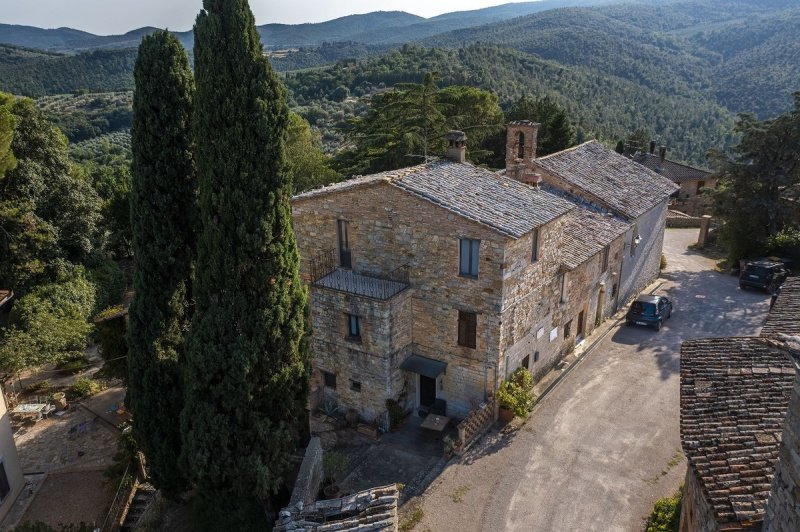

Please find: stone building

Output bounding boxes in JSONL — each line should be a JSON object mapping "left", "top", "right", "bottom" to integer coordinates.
{"left": 0, "top": 391, "right": 23, "bottom": 522}
{"left": 292, "top": 124, "right": 676, "bottom": 422}
{"left": 679, "top": 278, "right": 800, "bottom": 532}
{"left": 528, "top": 136, "right": 679, "bottom": 306}
{"left": 679, "top": 337, "right": 796, "bottom": 532}
{"left": 632, "top": 144, "right": 716, "bottom": 200}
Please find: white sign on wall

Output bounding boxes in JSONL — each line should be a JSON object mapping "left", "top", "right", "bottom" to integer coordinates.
{"left": 537, "top": 327, "right": 545, "bottom": 339}
{"left": 549, "top": 328, "right": 558, "bottom": 342}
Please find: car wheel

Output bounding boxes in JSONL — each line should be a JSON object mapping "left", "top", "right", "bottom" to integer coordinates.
{"left": 666, "top": 309, "right": 672, "bottom": 319}
{"left": 655, "top": 320, "right": 662, "bottom": 331}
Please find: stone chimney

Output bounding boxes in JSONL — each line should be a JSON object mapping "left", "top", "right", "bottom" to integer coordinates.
{"left": 649, "top": 140, "right": 656, "bottom": 155}
{"left": 505, "top": 120, "right": 541, "bottom": 186}
{"left": 659, "top": 145, "right": 667, "bottom": 163}
{"left": 445, "top": 130, "right": 467, "bottom": 163}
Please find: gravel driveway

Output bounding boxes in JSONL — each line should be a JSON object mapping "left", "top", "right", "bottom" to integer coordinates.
{"left": 415, "top": 229, "right": 772, "bottom": 532}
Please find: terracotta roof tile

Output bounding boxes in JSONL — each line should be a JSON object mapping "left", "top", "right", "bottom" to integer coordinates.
{"left": 680, "top": 337, "right": 795, "bottom": 527}
{"left": 761, "top": 277, "right": 800, "bottom": 337}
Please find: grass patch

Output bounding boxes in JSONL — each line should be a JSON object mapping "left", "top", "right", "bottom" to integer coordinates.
{"left": 645, "top": 486, "right": 682, "bottom": 532}
{"left": 646, "top": 450, "right": 684, "bottom": 484}
{"left": 450, "top": 484, "right": 471, "bottom": 503}
{"left": 399, "top": 506, "right": 424, "bottom": 532}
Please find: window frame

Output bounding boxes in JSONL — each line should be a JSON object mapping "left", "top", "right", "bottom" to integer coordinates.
{"left": 601, "top": 245, "right": 610, "bottom": 273}
{"left": 346, "top": 313, "right": 361, "bottom": 341}
{"left": 457, "top": 310, "right": 477, "bottom": 349}
{"left": 459, "top": 238, "right": 480, "bottom": 278}
{"left": 350, "top": 380, "right": 362, "bottom": 393}
{"left": 564, "top": 320, "right": 572, "bottom": 339}
{"left": 322, "top": 371, "right": 337, "bottom": 390}
{"left": 531, "top": 228, "right": 540, "bottom": 263}
{"left": 337, "top": 219, "right": 352, "bottom": 269}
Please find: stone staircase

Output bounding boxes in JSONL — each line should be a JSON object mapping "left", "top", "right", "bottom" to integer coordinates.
{"left": 120, "top": 483, "right": 156, "bottom": 531}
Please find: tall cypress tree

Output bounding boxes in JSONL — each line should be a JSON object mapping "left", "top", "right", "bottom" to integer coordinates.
{"left": 182, "top": 0, "right": 309, "bottom": 526}
{"left": 128, "top": 30, "right": 195, "bottom": 498}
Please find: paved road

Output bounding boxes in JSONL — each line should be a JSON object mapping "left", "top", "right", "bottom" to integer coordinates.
{"left": 416, "top": 229, "right": 771, "bottom": 532}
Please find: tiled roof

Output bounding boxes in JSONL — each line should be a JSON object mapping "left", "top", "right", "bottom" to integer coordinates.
{"left": 762, "top": 277, "right": 800, "bottom": 338}
{"left": 559, "top": 209, "right": 630, "bottom": 270}
{"left": 294, "top": 159, "right": 575, "bottom": 239}
{"left": 275, "top": 484, "right": 399, "bottom": 531}
{"left": 534, "top": 141, "right": 679, "bottom": 220}
{"left": 632, "top": 152, "right": 712, "bottom": 183}
{"left": 680, "top": 337, "right": 796, "bottom": 526}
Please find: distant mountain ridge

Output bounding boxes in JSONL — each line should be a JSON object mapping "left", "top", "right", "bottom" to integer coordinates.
{"left": 0, "top": 1, "right": 609, "bottom": 52}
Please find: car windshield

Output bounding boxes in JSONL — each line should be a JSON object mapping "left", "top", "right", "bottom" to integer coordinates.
{"left": 632, "top": 302, "right": 657, "bottom": 315}
{"left": 745, "top": 266, "right": 769, "bottom": 276}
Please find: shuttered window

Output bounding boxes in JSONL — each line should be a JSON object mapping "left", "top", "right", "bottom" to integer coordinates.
{"left": 458, "top": 311, "right": 477, "bottom": 348}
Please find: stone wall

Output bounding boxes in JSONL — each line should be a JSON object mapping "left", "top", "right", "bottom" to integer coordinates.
{"left": 293, "top": 182, "right": 506, "bottom": 419}
{"left": 0, "top": 392, "right": 23, "bottom": 522}
{"left": 679, "top": 466, "right": 722, "bottom": 532}
{"left": 618, "top": 199, "right": 668, "bottom": 307}
{"left": 677, "top": 178, "right": 718, "bottom": 200}
{"left": 289, "top": 437, "right": 324, "bottom": 508}
{"left": 764, "top": 358, "right": 800, "bottom": 532}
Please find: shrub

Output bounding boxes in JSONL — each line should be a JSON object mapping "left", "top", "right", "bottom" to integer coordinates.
{"left": 322, "top": 451, "right": 348, "bottom": 484}
{"left": 57, "top": 357, "right": 88, "bottom": 375}
{"left": 386, "top": 398, "right": 408, "bottom": 429}
{"left": 497, "top": 367, "right": 535, "bottom": 418}
{"left": 660, "top": 253, "right": 667, "bottom": 270}
{"left": 69, "top": 377, "right": 102, "bottom": 399}
{"left": 645, "top": 486, "right": 682, "bottom": 532}
{"left": 27, "top": 379, "right": 52, "bottom": 393}
{"left": 93, "top": 306, "right": 128, "bottom": 381}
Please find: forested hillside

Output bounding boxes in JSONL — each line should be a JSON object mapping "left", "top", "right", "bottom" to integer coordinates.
{"left": 0, "top": 45, "right": 135, "bottom": 97}
{"left": 286, "top": 44, "right": 736, "bottom": 165}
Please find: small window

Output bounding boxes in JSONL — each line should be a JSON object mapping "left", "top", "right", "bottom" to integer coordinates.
{"left": 517, "top": 131, "right": 525, "bottom": 159}
{"left": 611, "top": 283, "right": 618, "bottom": 297}
{"left": 346, "top": 314, "right": 361, "bottom": 340}
{"left": 322, "top": 371, "right": 337, "bottom": 389}
{"left": 337, "top": 219, "right": 352, "bottom": 269}
{"left": 521, "top": 355, "right": 530, "bottom": 370}
{"left": 350, "top": 380, "right": 362, "bottom": 393}
{"left": 531, "top": 229, "right": 540, "bottom": 262}
{"left": 0, "top": 462, "right": 9, "bottom": 502}
{"left": 564, "top": 320, "right": 572, "bottom": 339}
{"left": 559, "top": 274, "right": 567, "bottom": 303}
{"left": 601, "top": 245, "right": 609, "bottom": 273}
{"left": 534, "top": 351, "right": 540, "bottom": 363}
{"left": 457, "top": 310, "right": 477, "bottom": 349}
{"left": 459, "top": 238, "right": 480, "bottom": 277}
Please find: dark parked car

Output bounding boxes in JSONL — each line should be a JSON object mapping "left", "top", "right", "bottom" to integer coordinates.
{"left": 739, "top": 260, "right": 789, "bottom": 293}
{"left": 626, "top": 294, "right": 673, "bottom": 331}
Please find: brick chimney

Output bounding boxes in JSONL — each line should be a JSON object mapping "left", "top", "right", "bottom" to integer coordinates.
{"left": 505, "top": 121, "right": 541, "bottom": 186}
{"left": 445, "top": 130, "right": 467, "bottom": 163}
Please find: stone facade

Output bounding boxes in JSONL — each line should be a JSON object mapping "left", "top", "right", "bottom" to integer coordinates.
{"left": 0, "top": 392, "right": 23, "bottom": 522}
{"left": 618, "top": 199, "right": 669, "bottom": 307}
{"left": 680, "top": 466, "right": 727, "bottom": 532}
{"left": 764, "top": 345, "right": 800, "bottom": 532}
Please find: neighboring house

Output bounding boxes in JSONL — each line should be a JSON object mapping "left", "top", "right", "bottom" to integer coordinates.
{"left": 679, "top": 278, "right": 800, "bottom": 532}
{"left": 292, "top": 124, "right": 675, "bottom": 422}
{"left": 632, "top": 144, "right": 716, "bottom": 200}
{"left": 0, "top": 391, "right": 24, "bottom": 523}
{"left": 528, "top": 133, "right": 679, "bottom": 307}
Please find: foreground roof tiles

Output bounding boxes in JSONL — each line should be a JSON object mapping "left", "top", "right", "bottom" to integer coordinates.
{"left": 535, "top": 141, "right": 679, "bottom": 219}
{"left": 680, "top": 337, "right": 796, "bottom": 526}
{"left": 631, "top": 152, "right": 712, "bottom": 183}
{"left": 275, "top": 484, "right": 399, "bottom": 531}
{"left": 762, "top": 277, "right": 800, "bottom": 338}
{"left": 294, "top": 159, "right": 575, "bottom": 239}
{"left": 559, "top": 209, "right": 630, "bottom": 270}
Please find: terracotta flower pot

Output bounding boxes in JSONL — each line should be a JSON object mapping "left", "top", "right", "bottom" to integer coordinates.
{"left": 499, "top": 405, "right": 515, "bottom": 423}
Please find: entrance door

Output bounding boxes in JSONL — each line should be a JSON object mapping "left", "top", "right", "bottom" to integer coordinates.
{"left": 419, "top": 375, "right": 436, "bottom": 407}
{"left": 577, "top": 310, "right": 585, "bottom": 338}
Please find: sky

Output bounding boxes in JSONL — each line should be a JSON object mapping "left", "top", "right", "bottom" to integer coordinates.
{"left": 0, "top": 0, "right": 516, "bottom": 35}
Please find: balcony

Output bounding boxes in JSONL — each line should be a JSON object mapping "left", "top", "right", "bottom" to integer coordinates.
{"left": 309, "top": 249, "right": 410, "bottom": 301}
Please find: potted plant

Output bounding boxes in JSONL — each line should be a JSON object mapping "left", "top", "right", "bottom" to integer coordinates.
{"left": 322, "top": 451, "right": 348, "bottom": 499}
{"left": 497, "top": 367, "right": 536, "bottom": 422}
{"left": 443, "top": 435, "right": 455, "bottom": 458}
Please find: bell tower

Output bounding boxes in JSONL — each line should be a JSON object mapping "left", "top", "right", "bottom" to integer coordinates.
{"left": 505, "top": 120, "right": 541, "bottom": 186}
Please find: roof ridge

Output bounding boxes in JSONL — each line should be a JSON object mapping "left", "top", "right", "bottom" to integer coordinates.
{"left": 535, "top": 139, "right": 600, "bottom": 161}
{"left": 638, "top": 152, "right": 712, "bottom": 174}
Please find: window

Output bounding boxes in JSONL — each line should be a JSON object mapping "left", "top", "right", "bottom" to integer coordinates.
{"left": 0, "top": 462, "right": 9, "bottom": 502}
{"left": 459, "top": 238, "right": 480, "bottom": 277}
{"left": 457, "top": 310, "right": 477, "bottom": 348}
{"left": 564, "top": 320, "right": 572, "bottom": 339}
{"left": 611, "top": 283, "right": 618, "bottom": 298}
{"left": 350, "top": 380, "right": 362, "bottom": 393}
{"left": 337, "top": 219, "right": 351, "bottom": 269}
{"left": 559, "top": 274, "right": 567, "bottom": 303}
{"left": 601, "top": 245, "right": 610, "bottom": 273}
{"left": 322, "top": 371, "right": 337, "bottom": 389}
{"left": 534, "top": 351, "right": 540, "bottom": 363}
{"left": 517, "top": 131, "right": 525, "bottom": 159}
{"left": 630, "top": 225, "right": 640, "bottom": 257}
{"left": 521, "top": 355, "right": 530, "bottom": 370}
{"left": 346, "top": 314, "right": 361, "bottom": 340}
{"left": 531, "top": 228, "right": 540, "bottom": 262}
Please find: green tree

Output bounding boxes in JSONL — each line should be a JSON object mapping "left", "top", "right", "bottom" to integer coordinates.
{"left": 0, "top": 93, "right": 17, "bottom": 177}
{"left": 182, "top": 1, "right": 310, "bottom": 527}
{"left": 128, "top": 30, "right": 196, "bottom": 498}
{"left": 713, "top": 92, "right": 800, "bottom": 262}
{"left": 286, "top": 112, "right": 338, "bottom": 193}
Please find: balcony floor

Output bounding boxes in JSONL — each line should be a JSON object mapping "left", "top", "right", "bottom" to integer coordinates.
{"left": 314, "top": 268, "right": 408, "bottom": 300}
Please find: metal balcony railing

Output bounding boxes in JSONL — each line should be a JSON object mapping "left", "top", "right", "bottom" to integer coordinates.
{"left": 309, "top": 249, "right": 410, "bottom": 300}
